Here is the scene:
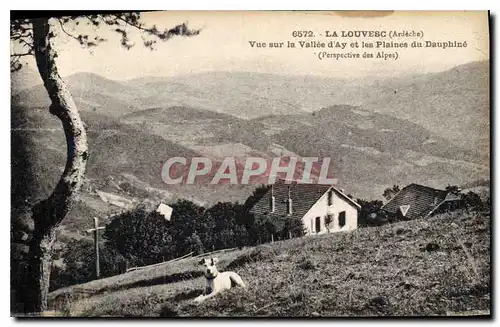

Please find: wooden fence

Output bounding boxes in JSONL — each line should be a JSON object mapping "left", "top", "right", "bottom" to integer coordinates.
{"left": 125, "top": 247, "right": 239, "bottom": 273}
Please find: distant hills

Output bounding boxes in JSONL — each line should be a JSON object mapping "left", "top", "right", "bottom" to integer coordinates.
{"left": 14, "top": 60, "right": 489, "bottom": 153}
{"left": 125, "top": 61, "right": 489, "bottom": 155}
{"left": 350, "top": 61, "right": 490, "bottom": 156}
{"left": 11, "top": 60, "right": 490, "bottom": 233}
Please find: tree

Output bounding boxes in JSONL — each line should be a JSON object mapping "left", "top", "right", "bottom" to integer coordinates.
{"left": 461, "top": 191, "right": 484, "bottom": 212}
{"left": 205, "top": 202, "right": 250, "bottom": 249}
{"left": 382, "top": 185, "right": 400, "bottom": 201}
{"left": 256, "top": 216, "right": 279, "bottom": 243}
{"left": 445, "top": 185, "right": 462, "bottom": 195}
{"left": 10, "top": 12, "right": 199, "bottom": 313}
{"left": 104, "top": 200, "right": 208, "bottom": 264}
{"left": 243, "top": 184, "right": 271, "bottom": 211}
{"left": 168, "top": 200, "right": 207, "bottom": 256}
{"left": 357, "top": 199, "right": 385, "bottom": 227}
{"left": 182, "top": 232, "right": 204, "bottom": 256}
{"left": 103, "top": 208, "right": 173, "bottom": 265}
{"left": 50, "top": 238, "right": 126, "bottom": 292}
{"left": 283, "top": 215, "right": 306, "bottom": 238}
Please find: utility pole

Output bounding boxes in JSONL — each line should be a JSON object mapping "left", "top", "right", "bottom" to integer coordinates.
{"left": 86, "top": 217, "right": 105, "bottom": 279}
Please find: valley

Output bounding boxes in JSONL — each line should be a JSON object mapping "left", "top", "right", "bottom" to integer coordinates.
{"left": 10, "top": 60, "right": 490, "bottom": 235}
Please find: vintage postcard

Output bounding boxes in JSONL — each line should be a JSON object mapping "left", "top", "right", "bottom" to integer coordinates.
{"left": 10, "top": 10, "right": 490, "bottom": 317}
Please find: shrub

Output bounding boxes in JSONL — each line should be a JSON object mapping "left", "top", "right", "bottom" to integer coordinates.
{"left": 50, "top": 238, "right": 126, "bottom": 291}
{"left": 104, "top": 207, "right": 173, "bottom": 265}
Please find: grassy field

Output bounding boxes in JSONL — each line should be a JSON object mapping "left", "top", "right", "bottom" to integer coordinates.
{"left": 48, "top": 210, "right": 490, "bottom": 317}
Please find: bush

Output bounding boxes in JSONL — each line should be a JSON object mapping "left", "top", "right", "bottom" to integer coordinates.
{"left": 104, "top": 207, "right": 175, "bottom": 265}
{"left": 204, "top": 202, "right": 256, "bottom": 249}
{"left": 357, "top": 199, "right": 385, "bottom": 227}
{"left": 183, "top": 232, "right": 204, "bottom": 255}
{"left": 94, "top": 197, "right": 308, "bottom": 276}
{"left": 50, "top": 238, "right": 126, "bottom": 291}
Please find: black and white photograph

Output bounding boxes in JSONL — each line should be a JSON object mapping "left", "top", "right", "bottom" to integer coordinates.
{"left": 10, "top": 10, "right": 490, "bottom": 317}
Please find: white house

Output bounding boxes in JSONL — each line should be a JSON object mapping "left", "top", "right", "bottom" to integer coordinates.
{"left": 249, "top": 180, "right": 360, "bottom": 235}
{"left": 156, "top": 202, "right": 173, "bottom": 221}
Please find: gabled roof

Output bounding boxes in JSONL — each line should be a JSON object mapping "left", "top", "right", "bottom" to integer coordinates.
{"left": 381, "top": 183, "right": 459, "bottom": 220}
{"left": 249, "top": 180, "right": 360, "bottom": 220}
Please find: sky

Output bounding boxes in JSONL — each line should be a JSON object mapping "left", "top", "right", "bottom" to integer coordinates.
{"left": 13, "top": 11, "right": 489, "bottom": 81}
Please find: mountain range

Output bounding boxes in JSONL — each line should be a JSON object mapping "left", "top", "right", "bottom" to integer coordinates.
{"left": 11, "top": 60, "right": 490, "bottom": 233}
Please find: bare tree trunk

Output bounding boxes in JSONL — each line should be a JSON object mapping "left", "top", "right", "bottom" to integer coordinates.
{"left": 21, "top": 17, "right": 89, "bottom": 314}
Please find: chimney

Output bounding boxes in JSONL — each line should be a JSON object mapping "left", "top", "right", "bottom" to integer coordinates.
{"left": 287, "top": 185, "right": 293, "bottom": 215}
{"left": 270, "top": 185, "right": 275, "bottom": 213}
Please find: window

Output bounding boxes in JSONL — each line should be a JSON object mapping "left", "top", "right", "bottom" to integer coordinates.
{"left": 339, "top": 211, "right": 346, "bottom": 228}
{"left": 327, "top": 189, "right": 333, "bottom": 206}
{"left": 315, "top": 216, "right": 321, "bottom": 233}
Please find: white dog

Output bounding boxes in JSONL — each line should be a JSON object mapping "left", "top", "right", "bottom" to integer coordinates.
{"left": 193, "top": 257, "right": 246, "bottom": 303}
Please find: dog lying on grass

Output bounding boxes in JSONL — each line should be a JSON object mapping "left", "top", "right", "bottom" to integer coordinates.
{"left": 193, "top": 257, "right": 246, "bottom": 303}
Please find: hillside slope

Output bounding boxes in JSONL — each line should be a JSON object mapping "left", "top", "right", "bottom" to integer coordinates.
{"left": 257, "top": 105, "right": 487, "bottom": 198}
{"left": 355, "top": 61, "right": 490, "bottom": 155}
{"left": 48, "top": 211, "right": 490, "bottom": 317}
{"left": 126, "top": 61, "right": 489, "bottom": 153}
{"left": 120, "top": 104, "right": 488, "bottom": 200}
{"left": 11, "top": 61, "right": 489, "bottom": 231}
{"left": 10, "top": 105, "right": 206, "bottom": 233}
{"left": 16, "top": 60, "right": 489, "bottom": 152}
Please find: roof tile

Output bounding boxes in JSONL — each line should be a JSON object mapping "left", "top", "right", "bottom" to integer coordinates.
{"left": 249, "top": 180, "right": 359, "bottom": 220}
{"left": 381, "top": 183, "right": 450, "bottom": 219}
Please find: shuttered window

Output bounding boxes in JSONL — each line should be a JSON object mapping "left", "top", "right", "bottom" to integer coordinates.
{"left": 339, "top": 211, "right": 346, "bottom": 228}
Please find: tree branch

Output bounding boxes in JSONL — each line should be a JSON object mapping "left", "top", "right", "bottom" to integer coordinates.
{"left": 113, "top": 14, "right": 148, "bottom": 32}
{"left": 111, "top": 13, "right": 200, "bottom": 50}
{"left": 10, "top": 50, "right": 34, "bottom": 72}
{"left": 11, "top": 51, "right": 33, "bottom": 57}
{"left": 17, "top": 37, "right": 34, "bottom": 50}
{"left": 56, "top": 18, "right": 80, "bottom": 42}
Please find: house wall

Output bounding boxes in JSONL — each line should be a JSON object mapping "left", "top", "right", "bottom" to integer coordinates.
{"left": 301, "top": 189, "right": 358, "bottom": 235}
